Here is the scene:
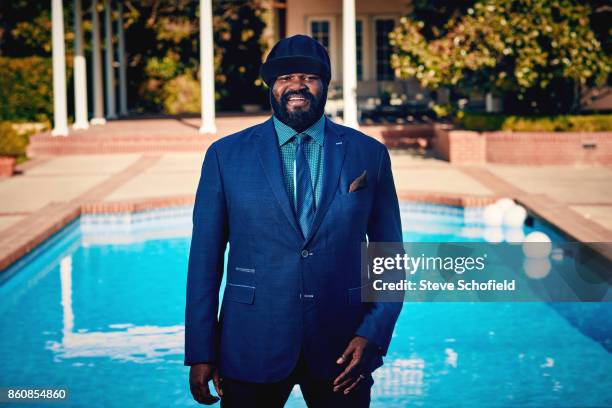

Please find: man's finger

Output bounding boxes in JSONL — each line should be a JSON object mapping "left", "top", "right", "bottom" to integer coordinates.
{"left": 343, "top": 374, "right": 364, "bottom": 395}
{"left": 333, "top": 376, "right": 355, "bottom": 392}
{"left": 333, "top": 357, "right": 361, "bottom": 386}
{"left": 212, "top": 371, "right": 223, "bottom": 397}
{"left": 336, "top": 344, "right": 355, "bottom": 364}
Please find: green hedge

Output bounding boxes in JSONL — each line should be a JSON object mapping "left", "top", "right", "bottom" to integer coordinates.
{"left": 0, "top": 57, "right": 53, "bottom": 122}
{"left": 456, "top": 113, "right": 612, "bottom": 132}
{"left": 0, "top": 122, "right": 30, "bottom": 161}
{"left": 162, "top": 73, "right": 201, "bottom": 115}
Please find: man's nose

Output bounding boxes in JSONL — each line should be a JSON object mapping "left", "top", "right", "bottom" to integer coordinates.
{"left": 287, "top": 76, "right": 308, "bottom": 90}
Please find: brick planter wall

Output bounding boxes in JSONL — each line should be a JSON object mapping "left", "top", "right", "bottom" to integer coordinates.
{"left": 433, "top": 125, "right": 612, "bottom": 165}
{"left": 432, "top": 125, "right": 486, "bottom": 164}
{"left": 364, "top": 123, "right": 434, "bottom": 148}
{"left": 485, "top": 131, "right": 612, "bottom": 165}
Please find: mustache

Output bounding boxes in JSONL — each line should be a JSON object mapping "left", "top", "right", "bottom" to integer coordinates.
{"left": 280, "top": 89, "right": 315, "bottom": 104}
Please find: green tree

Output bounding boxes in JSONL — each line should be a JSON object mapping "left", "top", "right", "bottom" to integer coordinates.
{"left": 390, "top": 0, "right": 611, "bottom": 114}
{"left": 406, "top": 0, "right": 475, "bottom": 40}
{"left": 0, "top": 0, "right": 267, "bottom": 116}
{"left": 124, "top": 0, "right": 267, "bottom": 112}
{"left": 212, "top": 1, "right": 267, "bottom": 110}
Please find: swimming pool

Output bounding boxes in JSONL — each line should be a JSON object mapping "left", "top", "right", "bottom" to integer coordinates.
{"left": 0, "top": 203, "right": 610, "bottom": 407}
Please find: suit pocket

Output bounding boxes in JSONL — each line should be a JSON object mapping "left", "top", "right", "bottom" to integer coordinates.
{"left": 224, "top": 283, "right": 255, "bottom": 304}
{"left": 337, "top": 187, "right": 369, "bottom": 206}
{"left": 348, "top": 185, "right": 368, "bottom": 195}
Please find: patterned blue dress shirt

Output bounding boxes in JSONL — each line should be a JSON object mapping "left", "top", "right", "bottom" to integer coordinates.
{"left": 273, "top": 115, "right": 325, "bottom": 210}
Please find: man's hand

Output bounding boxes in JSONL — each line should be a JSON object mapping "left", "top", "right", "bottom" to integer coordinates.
{"left": 333, "top": 336, "right": 378, "bottom": 394}
{"left": 189, "top": 363, "right": 222, "bottom": 405}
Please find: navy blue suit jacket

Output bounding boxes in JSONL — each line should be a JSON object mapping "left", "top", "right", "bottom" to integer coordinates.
{"left": 185, "top": 117, "right": 403, "bottom": 383}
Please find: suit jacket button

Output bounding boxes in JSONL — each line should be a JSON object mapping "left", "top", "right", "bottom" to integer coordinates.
{"left": 301, "top": 249, "right": 309, "bottom": 258}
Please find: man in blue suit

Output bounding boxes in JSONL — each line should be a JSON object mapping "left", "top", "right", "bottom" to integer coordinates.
{"left": 185, "top": 35, "right": 403, "bottom": 407}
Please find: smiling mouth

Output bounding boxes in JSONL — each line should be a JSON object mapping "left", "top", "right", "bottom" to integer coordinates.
{"left": 285, "top": 95, "right": 309, "bottom": 108}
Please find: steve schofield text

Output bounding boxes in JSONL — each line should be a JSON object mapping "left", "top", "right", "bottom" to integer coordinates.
{"left": 372, "top": 279, "right": 516, "bottom": 292}
{"left": 370, "top": 253, "right": 516, "bottom": 293}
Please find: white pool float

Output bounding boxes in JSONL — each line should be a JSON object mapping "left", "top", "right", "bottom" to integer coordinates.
{"left": 495, "top": 198, "right": 515, "bottom": 212}
{"left": 503, "top": 204, "right": 527, "bottom": 228}
{"left": 483, "top": 227, "right": 504, "bottom": 243}
{"left": 504, "top": 227, "right": 525, "bottom": 243}
{"left": 483, "top": 204, "right": 504, "bottom": 227}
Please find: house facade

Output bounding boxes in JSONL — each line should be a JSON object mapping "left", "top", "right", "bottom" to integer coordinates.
{"left": 276, "top": 0, "right": 439, "bottom": 123}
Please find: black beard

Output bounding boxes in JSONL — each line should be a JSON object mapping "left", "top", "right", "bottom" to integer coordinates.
{"left": 271, "top": 87, "right": 327, "bottom": 132}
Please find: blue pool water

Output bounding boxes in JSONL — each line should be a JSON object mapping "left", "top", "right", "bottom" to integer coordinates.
{"left": 0, "top": 203, "right": 610, "bottom": 407}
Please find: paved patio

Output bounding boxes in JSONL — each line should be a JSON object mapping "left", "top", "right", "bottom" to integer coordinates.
{"left": 1, "top": 118, "right": 612, "bottom": 271}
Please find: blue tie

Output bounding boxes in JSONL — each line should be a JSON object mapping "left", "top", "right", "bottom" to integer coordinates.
{"left": 295, "top": 134, "right": 316, "bottom": 239}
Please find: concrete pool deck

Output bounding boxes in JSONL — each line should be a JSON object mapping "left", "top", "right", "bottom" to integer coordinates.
{"left": 1, "top": 148, "right": 612, "bottom": 271}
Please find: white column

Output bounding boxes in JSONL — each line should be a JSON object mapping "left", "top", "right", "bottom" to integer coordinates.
{"left": 117, "top": 2, "right": 128, "bottom": 116}
{"left": 104, "top": 0, "right": 117, "bottom": 119}
{"left": 51, "top": 0, "right": 69, "bottom": 136}
{"left": 91, "top": 0, "right": 106, "bottom": 125}
{"left": 72, "top": 0, "right": 89, "bottom": 130}
{"left": 199, "top": 0, "right": 217, "bottom": 134}
{"left": 342, "top": 0, "right": 359, "bottom": 129}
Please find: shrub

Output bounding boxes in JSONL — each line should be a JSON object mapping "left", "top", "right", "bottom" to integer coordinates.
{"left": 455, "top": 113, "right": 506, "bottom": 131}
{"left": 139, "top": 53, "right": 182, "bottom": 112}
{"left": 501, "top": 116, "right": 571, "bottom": 132}
{"left": 0, "top": 57, "right": 53, "bottom": 122}
{"left": 162, "top": 73, "right": 201, "bottom": 115}
{"left": 567, "top": 115, "right": 612, "bottom": 132}
{"left": 0, "top": 122, "right": 30, "bottom": 159}
{"left": 456, "top": 113, "right": 612, "bottom": 132}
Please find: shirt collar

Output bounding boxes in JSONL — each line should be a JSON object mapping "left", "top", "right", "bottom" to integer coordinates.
{"left": 273, "top": 115, "right": 326, "bottom": 147}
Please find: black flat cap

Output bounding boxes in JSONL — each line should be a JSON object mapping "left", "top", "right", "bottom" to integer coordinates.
{"left": 260, "top": 35, "right": 331, "bottom": 87}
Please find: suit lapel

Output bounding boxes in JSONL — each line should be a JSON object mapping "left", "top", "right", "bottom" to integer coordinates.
{"left": 303, "top": 118, "right": 347, "bottom": 247}
{"left": 254, "top": 118, "right": 302, "bottom": 237}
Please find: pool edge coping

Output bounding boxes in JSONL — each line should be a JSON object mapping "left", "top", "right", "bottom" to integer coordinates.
{"left": 0, "top": 191, "right": 497, "bottom": 274}
{"left": 1, "top": 188, "right": 611, "bottom": 274}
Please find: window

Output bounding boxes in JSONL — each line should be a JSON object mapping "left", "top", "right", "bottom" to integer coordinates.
{"left": 356, "top": 19, "right": 363, "bottom": 81}
{"left": 375, "top": 18, "right": 395, "bottom": 80}
{"left": 308, "top": 17, "right": 337, "bottom": 80}
{"left": 310, "top": 20, "right": 330, "bottom": 51}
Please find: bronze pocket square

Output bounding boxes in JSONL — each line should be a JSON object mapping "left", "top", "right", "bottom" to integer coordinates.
{"left": 348, "top": 170, "right": 368, "bottom": 193}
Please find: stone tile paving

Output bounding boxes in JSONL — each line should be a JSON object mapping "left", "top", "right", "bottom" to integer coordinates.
{"left": 104, "top": 153, "right": 202, "bottom": 202}
{"left": 487, "top": 165, "right": 612, "bottom": 205}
